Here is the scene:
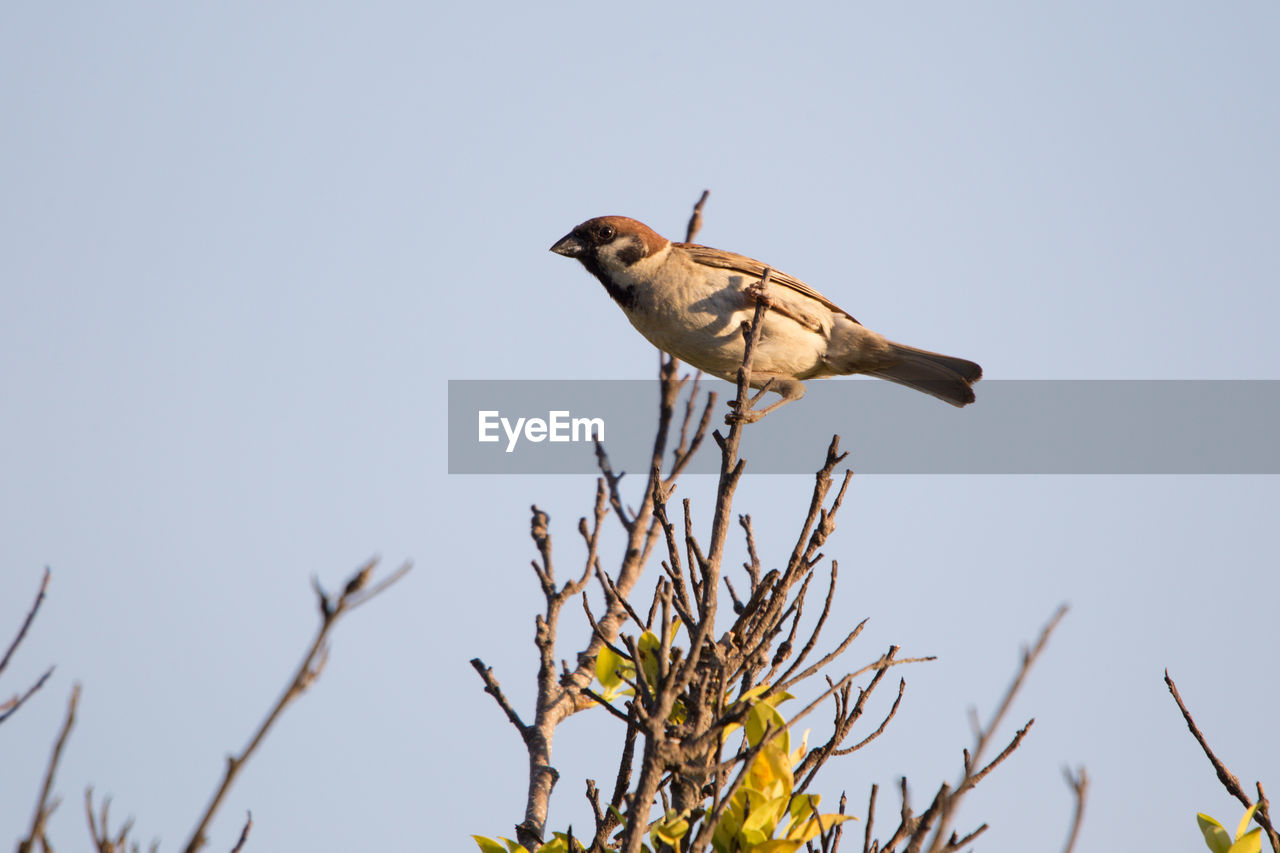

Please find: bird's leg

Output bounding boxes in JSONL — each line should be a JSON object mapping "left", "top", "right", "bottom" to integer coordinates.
{"left": 725, "top": 377, "right": 806, "bottom": 424}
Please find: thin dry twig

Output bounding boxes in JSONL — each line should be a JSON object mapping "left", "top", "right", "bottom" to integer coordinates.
{"left": 685, "top": 190, "right": 710, "bottom": 243}
{"left": 0, "top": 567, "right": 55, "bottom": 726}
{"left": 181, "top": 558, "right": 411, "bottom": 853}
{"left": 16, "top": 683, "right": 80, "bottom": 853}
{"left": 0, "top": 667, "right": 54, "bottom": 726}
{"left": 1, "top": 567, "right": 50, "bottom": 677}
{"left": 471, "top": 659, "right": 529, "bottom": 734}
{"left": 915, "top": 606, "right": 1068, "bottom": 853}
{"left": 1060, "top": 767, "right": 1087, "bottom": 853}
{"left": 85, "top": 788, "right": 142, "bottom": 853}
{"left": 1165, "top": 670, "right": 1279, "bottom": 852}
{"left": 229, "top": 811, "right": 252, "bottom": 853}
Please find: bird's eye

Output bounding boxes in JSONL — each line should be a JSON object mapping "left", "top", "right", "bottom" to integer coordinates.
{"left": 596, "top": 224, "right": 616, "bottom": 242}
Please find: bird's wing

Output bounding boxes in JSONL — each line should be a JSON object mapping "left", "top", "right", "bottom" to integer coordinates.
{"left": 676, "top": 243, "right": 861, "bottom": 325}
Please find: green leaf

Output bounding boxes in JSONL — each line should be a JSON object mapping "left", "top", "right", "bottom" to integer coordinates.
{"left": 786, "top": 793, "right": 817, "bottom": 834}
{"left": 1199, "top": 814, "right": 1233, "bottom": 853}
{"left": 1236, "top": 806, "right": 1260, "bottom": 842}
{"left": 471, "top": 836, "right": 513, "bottom": 853}
{"left": 741, "top": 794, "right": 787, "bottom": 836}
{"left": 638, "top": 631, "right": 662, "bottom": 687}
{"left": 532, "top": 839, "right": 566, "bottom": 853}
{"left": 745, "top": 741, "right": 795, "bottom": 801}
{"left": 745, "top": 701, "right": 789, "bottom": 753}
{"left": 712, "top": 807, "right": 741, "bottom": 853}
{"left": 650, "top": 814, "right": 690, "bottom": 846}
{"left": 736, "top": 683, "right": 773, "bottom": 705}
{"left": 549, "top": 831, "right": 585, "bottom": 852}
{"left": 753, "top": 841, "right": 804, "bottom": 853}
{"left": 1229, "top": 828, "right": 1262, "bottom": 853}
{"left": 596, "top": 645, "right": 625, "bottom": 687}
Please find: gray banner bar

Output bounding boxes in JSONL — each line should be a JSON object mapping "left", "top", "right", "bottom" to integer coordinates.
{"left": 447, "top": 380, "right": 1280, "bottom": 474}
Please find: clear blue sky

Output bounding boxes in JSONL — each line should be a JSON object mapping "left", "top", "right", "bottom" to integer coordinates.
{"left": 2, "top": 3, "right": 1277, "bottom": 851}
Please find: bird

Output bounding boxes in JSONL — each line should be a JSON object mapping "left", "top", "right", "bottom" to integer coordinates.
{"left": 550, "top": 215, "right": 982, "bottom": 420}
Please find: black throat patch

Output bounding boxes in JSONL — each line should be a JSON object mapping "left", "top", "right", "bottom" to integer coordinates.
{"left": 578, "top": 253, "right": 639, "bottom": 312}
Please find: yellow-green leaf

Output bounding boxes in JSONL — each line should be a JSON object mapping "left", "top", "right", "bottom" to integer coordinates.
{"left": 1229, "top": 827, "right": 1263, "bottom": 853}
{"left": 713, "top": 808, "right": 740, "bottom": 852}
{"left": 638, "top": 631, "right": 662, "bottom": 686}
{"left": 741, "top": 794, "right": 788, "bottom": 836}
{"left": 548, "top": 831, "right": 584, "bottom": 852}
{"left": 1198, "top": 814, "right": 1232, "bottom": 853}
{"left": 745, "top": 701, "right": 789, "bottom": 754}
{"left": 736, "top": 683, "right": 773, "bottom": 705}
{"left": 790, "top": 728, "right": 810, "bottom": 767}
{"left": 791, "top": 814, "right": 857, "bottom": 844}
{"left": 596, "top": 645, "right": 625, "bottom": 688}
{"left": 638, "top": 630, "right": 661, "bottom": 654}
{"left": 787, "top": 793, "right": 817, "bottom": 831}
{"left": 1236, "top": 806, "right": 1260, "bottom": 842}
{"left": 533, "top": 838, "right": 566, "bottom": 853}
{"left": 746, "top": 741, "right": 795, "bottom": 800}
{"left": 650, "top": 813, "right": 690, "bottom": 846}
{"left": 753, "top": 841, "right": 804, "bottom": 853}
{"left": 471, "top": 836, "right": 513, "bottom": 853}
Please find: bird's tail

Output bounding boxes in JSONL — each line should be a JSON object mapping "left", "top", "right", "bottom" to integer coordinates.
{"left": 867, "top": 342, "right": 983, "bottom": 407}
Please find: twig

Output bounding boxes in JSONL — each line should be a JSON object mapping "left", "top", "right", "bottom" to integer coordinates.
{"left": 836, "top": 678, "right": 906, "bottom": 756}
{"left": 17, "top": 683, "right": 79, "bottom": 853}
{"left": 864, "top": 783, "right": 878, "bottom": 853}
{"left": 472, "top": 659, "right": 530, "bottom": 734}
{"left": 947, "top": 823, "right": 988, "bottom": 849}
{"left": 0, "top": 568, "right": 54, "bottom": 726}
{"left": 229, "top": 811, "right": 252, "bottom": 853}
{"left": 181, "top": 558, "right": 410, "bottom": 853}
{"left": 685, "top": 190, "right": 710, "bottom": 243}
{"left": 1060, "top": 767, "right": 1087, "bottom": 853}
{"left": 958, "top": 720, "right": 1034, "bottom": 794}
{"left": 1165, "top": 670, "right": 1279, "bottom": 852}
{"left": 1, "top": 567, "right": 50, "bottom": 677}
{"left": 919, "top": 606, "right": 1068, "bottom": 853}
{"left": 0, "top": 666, "right": 55, "bottom": 725}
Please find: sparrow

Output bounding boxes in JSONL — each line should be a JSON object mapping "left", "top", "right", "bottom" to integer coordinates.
{"left": 550, "top": 216, "right": 982, "bottom": 419}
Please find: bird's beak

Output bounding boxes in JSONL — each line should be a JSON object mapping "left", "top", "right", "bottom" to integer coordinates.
{"left": 550, "top": 233, "right": 585, "bottom": 257}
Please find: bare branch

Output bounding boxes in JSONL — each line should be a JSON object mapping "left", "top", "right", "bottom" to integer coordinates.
{"left": 918, "top": 606, "right": 1067, "bottom": 853}
{"left": 1060, "top": 767, "right": 1087, "bottom": 853}
{"left": 685, "top": 189, "right": 710, "bottom": 243}
{"left": 1, "top": 567, "right": 50, "bottom": 678}
{"left": 1165, "top": 670, "right": 1278, "bottom": 852}
{"left": 472, "top": 658, "right": 530, "bottom": 734}
{"left": 181, "top": 558, "right": 410, "bottom": 853}
{"left": 229, "top": 811, "right": 252, "bottom": 853}
{"left": 738, "top": 514, "right": 761, "bottom": 591}
{"left": 16, "top": 683, "right": 79, "bottom": 853}
{"left": 0, "top": 666, "right": 55, "bottom": 726}
{"left": 959, "top": 719, "right": 1033, "bottom": 795}
{"left": 0, "top": 568, "right": 54, "bottom": 727}
{"left": 863, "top": 783, "right": 878, "bottom": 853}
{"left": 835, "top": 678, "right": 906, "bottom": 757}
